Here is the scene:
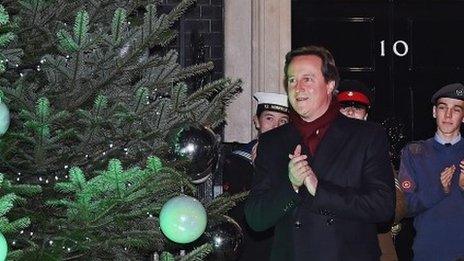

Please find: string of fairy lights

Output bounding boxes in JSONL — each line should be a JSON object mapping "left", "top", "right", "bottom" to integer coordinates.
{"left": 13, "top": 144, "right": 132, "bottom": 183}
{"left": 2, "top": 46, "right": 181, "bottom": 255}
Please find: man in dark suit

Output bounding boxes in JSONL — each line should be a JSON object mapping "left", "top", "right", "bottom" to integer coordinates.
{"left": 244, "top": 46, "right": 395, "bottom": 261}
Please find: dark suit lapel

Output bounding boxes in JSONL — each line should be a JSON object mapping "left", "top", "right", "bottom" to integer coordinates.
{"left": 286, "top": 124, "right": 304, "bottom": 151}
{"left": 311, "top": 116, "right": 354, "bottom": 179}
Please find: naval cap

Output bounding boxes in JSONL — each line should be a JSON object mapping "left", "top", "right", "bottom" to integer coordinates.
{"left": 253, "top": 92, "right": 289, "bottom": 116}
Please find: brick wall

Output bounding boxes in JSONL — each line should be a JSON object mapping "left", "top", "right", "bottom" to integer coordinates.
{"left": 160, "top": 0, "right": 224, "bottom": 82}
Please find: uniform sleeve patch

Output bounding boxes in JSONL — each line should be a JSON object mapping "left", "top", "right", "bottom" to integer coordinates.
{"left": 401, "top": 180, "right": 414, "bottom": 192}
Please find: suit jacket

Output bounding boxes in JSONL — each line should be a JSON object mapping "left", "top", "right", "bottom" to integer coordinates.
{"left": 222, "top": 141, "right": 274, "bottom": 261}
{"left": 244, "top": 115, "right": 395, "bottom": 261}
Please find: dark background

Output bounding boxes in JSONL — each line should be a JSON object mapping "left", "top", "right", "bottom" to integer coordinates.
{"left": 160, "top": 0, "right": 224, "bottom": 82}
{"left": 292, "top": 0, "right": 464, "bottom": 141}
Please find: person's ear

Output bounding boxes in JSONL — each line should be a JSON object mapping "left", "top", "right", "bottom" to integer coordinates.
{"left": 363, "top": 113, "right": 368, "bottom": 121}
{"left": 327, "top": 80, "right": 336, "bottom": 94}
{"left": 253, "top": 115, "right": 260, "bottom": 130}
{"left": 432, "top": 105, "right": 437, "bottom": 118}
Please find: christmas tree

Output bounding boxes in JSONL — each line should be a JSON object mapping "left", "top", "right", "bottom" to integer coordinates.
{"left": 0, "top": 0, "right": 243, "bottom": 260}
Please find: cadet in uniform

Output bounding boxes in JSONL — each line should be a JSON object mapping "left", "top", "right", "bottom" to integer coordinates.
{"left": 337, "top": 79, "right": 372, "bottom": 121}
{"left": 222, "top": 92, "right": 289, "bottom": 261}
{"left": 398, "top": 83, "right": 464, "bottom": 261}
{"left": 337, "top": 79, "right": 405, "bottom": 261}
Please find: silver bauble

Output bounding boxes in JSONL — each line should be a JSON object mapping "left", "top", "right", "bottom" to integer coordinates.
{"left": 168, "top": 123, "right": 218, "bottom": 183}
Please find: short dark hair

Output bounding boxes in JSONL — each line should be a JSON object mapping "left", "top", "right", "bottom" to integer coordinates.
{"left": 283, "top": 46, "right": 340, "bottom": 91}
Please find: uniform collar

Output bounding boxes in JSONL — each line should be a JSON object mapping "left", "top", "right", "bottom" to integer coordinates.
{"left": 434, "top": 132, "right": 461, "bottom": 145}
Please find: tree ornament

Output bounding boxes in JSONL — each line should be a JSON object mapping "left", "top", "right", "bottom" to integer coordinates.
{"left": 203, "top": 215, "right": 243, "bottom": 261}
{"left": 0, "top": 101, "right": 10, "bottom": 135}
{"left": 159, "top": 195, "right": 207, "bottom": 244}
{"left": 168, "top": 123, "right": 218, "bottom": 183}
{"left": 0, "top": 232, "right": 8, "bottom": 261}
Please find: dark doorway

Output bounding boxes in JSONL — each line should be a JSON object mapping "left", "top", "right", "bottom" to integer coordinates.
{"left": 292, "top": 0, "right": 464, "bottom": 141}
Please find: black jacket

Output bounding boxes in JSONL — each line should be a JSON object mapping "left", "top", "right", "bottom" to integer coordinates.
{"left": 245, "top": 115, "right": 395, "bottom": 261}
{"left": 222, "top": 140, "right": 273, "bottom": 261}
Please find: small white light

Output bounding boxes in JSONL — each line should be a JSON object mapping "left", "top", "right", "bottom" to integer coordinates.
{"left": 109, "top": 144, "right": 113, "bottom": 148}
{"left": 64, "top": 165, "right": 68, "bottom": 169}
{"left": 20, "top": 230, "right": 24, "bottom": 234}
{"left": 38, "top": 177, "right": 43, "bottom": 182}
{"left": 30, "top": 232, "right": 34, "bottom": 236}
{"left": 49, "top": 240, "right": 54, "bottom": 245}
{"left": 55, "top": 176, "right": 59, "bottom": 180}
{"left": 102, "top": 151, "right": 106, "bottom": 155}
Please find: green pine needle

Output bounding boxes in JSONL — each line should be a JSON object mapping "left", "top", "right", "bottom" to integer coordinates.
{"left": 57, "top": 30, "right": 79, "bottom": 52}
{"left": 112, "top": 8, "right": 127, "bottom": 45}
{"left": 37, "top": 97, "right": 51, "bottom": 119}
{"left": 0, "top": 5, "right": 9, "bottom": 26}
{"left": 0, "top": 193, "right": 16, "bottom": 216}
{"left": 73, "top": 10, "right": 89, "bottom": 46}
{"left": 160, "top": 251, "right": 175, "bottom": 261}
{"left": 179, "top": 243, "right": 213, "bottom": 261}
{"left": 0, "top": 32, "right": 15, "bottom": 47}
{"left": 94, "top": 95, "right": 108, "bottom": 112}
{"left": 146, "top": 156, "right": 163, "bottom": 172}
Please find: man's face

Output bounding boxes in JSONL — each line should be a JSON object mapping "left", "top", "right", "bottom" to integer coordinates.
{"left": 286, "top": 55, "right": 335, "bottom": 122}
{"left": 433, "top": 97, "right": 464, "bottom": 137}
{"left": 339, "top": 102, "right": 368, "bottom": 121}
{"left": 254, "top": 110, "right": 289, "bottom": 134}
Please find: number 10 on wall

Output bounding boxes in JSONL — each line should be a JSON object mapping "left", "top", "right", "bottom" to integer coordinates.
{"left": 380, "top": 40, "right": 409, "bottom": 57}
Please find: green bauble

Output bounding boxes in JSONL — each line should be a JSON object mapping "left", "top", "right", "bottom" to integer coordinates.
{"left": 159, "top": 195, "right": 207, "bottom": 244}
{"left": 0, "top": 232, "right": 7, "bottom": 261}
{"left": 0, "top": 102, "right": 10, "bottom": 135}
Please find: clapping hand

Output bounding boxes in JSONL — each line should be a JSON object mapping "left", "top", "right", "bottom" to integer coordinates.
{"left": 288, "top": 145, "right": 310, "bottom": 191}
{"left": 440, "top": 165, "right": 455, "bottom": 194}
{"left": 288, "top": 145, "right": 318, "bottom": 195}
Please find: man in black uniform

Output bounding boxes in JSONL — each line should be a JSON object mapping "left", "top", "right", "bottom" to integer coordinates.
{"left": 222, "top": 92, "right": 289, "bottom": 261}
